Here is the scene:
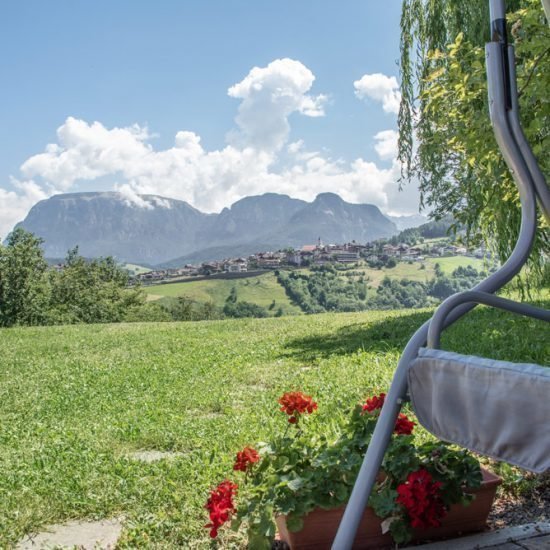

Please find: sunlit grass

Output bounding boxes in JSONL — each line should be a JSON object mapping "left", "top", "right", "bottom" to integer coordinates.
{"left": 144, "top": 272, "right": 301, "bottom": 315}
{"left": 0, "top": 304, "right": 547, "bottom": 547}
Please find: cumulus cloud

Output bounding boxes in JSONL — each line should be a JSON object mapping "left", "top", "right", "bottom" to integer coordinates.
{"left": 116, "top": 183, "right": 154, "bottom": 209}
{"left": 21, "top": 118, "right": 152, "bottom": 190}
{"left": 228, "top": 58, "right": 327, "bottom": 151}
{"left": 0, "top": 178, "right": 49, "bottom": 239}
{"left": 1, "top": 59, "right": 420, "bottom": 236}
{"left": 374, "top": 130, "right": 399, "bottom": 161}
{"left": 354, "top": 73, "right": 401, "bottom": 114}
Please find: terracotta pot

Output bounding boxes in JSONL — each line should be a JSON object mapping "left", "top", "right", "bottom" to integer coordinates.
{"left": 275, "top": 468, "right": 501, "bottom": 550}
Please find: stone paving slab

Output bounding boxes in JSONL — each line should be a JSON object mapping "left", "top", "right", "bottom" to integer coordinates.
{"left": 17, "top": 519, "right": 123, "bottom": 549}
{"left": 414, "top": 522, "right": 550, "bottom": 549}
{"left": 520, "top": 534, "right": 550, "bottom": 549}
{"left": 127, "top": 449, "right": 186, "bottom": 462}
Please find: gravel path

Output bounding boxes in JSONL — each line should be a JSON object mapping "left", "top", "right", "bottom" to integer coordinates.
{"left": 488, "top": 473, "right": 550, "bottom": 529}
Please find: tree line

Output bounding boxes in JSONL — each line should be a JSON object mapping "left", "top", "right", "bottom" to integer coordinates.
{"left": 277, "top": 264, "right": 487, "bottom": 313}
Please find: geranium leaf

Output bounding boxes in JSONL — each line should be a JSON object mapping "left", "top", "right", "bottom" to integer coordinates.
{"left": 369, "top": 485, "right": 399, "bottom": 517}
{"left": 287, "top": 477, "right": 304, "bottom": 492}
{"left": 247, "top": 531, "right": 272, "bottom": 550}
{"left": 389, "top": 517, "right": 412, "bottom": 545}
{"left": 381, "top": 515, "right": 399, "bottom": 534}
{"left": 286, "top": 514, "right": 304, "bottom": 532}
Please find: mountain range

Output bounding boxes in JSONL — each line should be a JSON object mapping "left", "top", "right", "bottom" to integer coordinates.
{"left": 15, "top": 191, "right": 424, "bottom": 266}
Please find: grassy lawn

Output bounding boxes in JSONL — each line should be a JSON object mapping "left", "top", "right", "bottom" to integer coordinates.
{"left": 1, "top": 305, "right": 547, "bottom": 547}
{"left": 144, "top": 272, "right": 301, "bottom": 315}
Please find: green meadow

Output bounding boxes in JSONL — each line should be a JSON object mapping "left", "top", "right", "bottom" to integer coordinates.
{"left": 0, "top": 303, "right": 547, "bottom": 547}
{"left": 144, "top": 272, "right": 301, "bottom": 315}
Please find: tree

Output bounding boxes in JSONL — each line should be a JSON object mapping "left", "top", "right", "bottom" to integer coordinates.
{"left": 223, "top": 300, "right": 268, "bottom": 318}
{"left": 168, "top": 296, "right": 195, "bottom": 321}
{"left": 0, "top": 228, "right": 50, "bottom": 327}
{"left": 399, "top": 0, "right": 548, "bottom": 278}
{"left": 124, "top": 302, "right": 173, "bottom": 322}
{"left": 226, "top": 286, "right": 238, "bottom": 304}
{"left": 48, "top": 248, "right": 144, "bottom": 324}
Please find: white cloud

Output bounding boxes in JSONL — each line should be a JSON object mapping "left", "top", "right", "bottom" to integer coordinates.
{"left": 116, "top": 183, "right": 154, "bottom": 209}
{"left": 21, "top": 117, "right": 153, "bottom": 190}
{"left": 0, "top": 178, "right": 49, "bottom": 239}
{"left": 287, "top": 140, "right": 304, "bottom": 154}
{"left": 374, "top": 129, "right": 398, "bottom": 160}
{"left": 227, "top": 58, "right": 327, "bottom": 151}
{"left": 1, "top": 59, "right": 420, "bottom": 236}
{"left": 354, "top": 73, "right": 401, "bottom": 114}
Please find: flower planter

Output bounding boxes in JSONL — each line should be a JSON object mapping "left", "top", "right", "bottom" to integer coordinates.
{"left": 275, "top": 468, "right": 501, "bottom": 549}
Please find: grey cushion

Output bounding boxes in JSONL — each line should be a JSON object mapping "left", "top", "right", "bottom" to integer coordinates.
{"left": 408, "top": 348, "right": 550, "bottom": 473}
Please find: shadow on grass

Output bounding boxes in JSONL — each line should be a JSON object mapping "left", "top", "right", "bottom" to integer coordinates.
{"left": 281, "top": 310, "right": 433, "bottom": 362}
{"left": 282, "top": 300, "right": 549, "bottom": 365}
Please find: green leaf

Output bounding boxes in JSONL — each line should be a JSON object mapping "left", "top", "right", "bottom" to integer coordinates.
{"left": 286, "top": 514, "right": 304, "bottom": 533}
{"left": 389, "top": 517, "right": 412, "bottom": 545}
{"left": 247, "top": 531, "right": 272, "bottom": 550}
{"left": 287, "top": 477, "right": 304, "bottom": 492}
{"left": 369, "top": 485, "right": 399, "bottom": 518}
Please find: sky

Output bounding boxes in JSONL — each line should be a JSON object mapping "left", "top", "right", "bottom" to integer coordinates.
{"left": 0, "top": 0, "right": 422, "bottom": 238}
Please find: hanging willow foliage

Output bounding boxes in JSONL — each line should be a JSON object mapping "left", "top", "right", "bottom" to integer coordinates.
{"left": 399, "top": 0, "right": 548, "bottom": 283}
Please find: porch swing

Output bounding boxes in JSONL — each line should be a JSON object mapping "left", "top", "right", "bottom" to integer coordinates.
{"left": 333, "top": 0, "right": 550, "bottom": 547}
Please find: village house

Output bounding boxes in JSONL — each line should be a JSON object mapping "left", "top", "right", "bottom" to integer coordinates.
{"left": 286, "top": 252, "right": 303, "bottom": 266}
{"left": 224, "top": 258, "right": 248, "bottom": 273}
{"left": 200, "top": 262, "right": 223, "bottom": 275}
{"left": 313, "top": 254, "right": 332, "bottom": 266}
{"left": 139, "top": 270, "right": 166, "bottom": 281}
{"left": 256, "top": 253, "right": 281, "bottom": 268}
{"left": 330, "top": 248, "right": 360, "bottom": 263}
{"left": 382, "top": 244, "right": 399, "bottom": 257}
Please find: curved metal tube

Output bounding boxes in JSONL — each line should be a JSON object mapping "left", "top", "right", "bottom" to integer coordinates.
{"left": 427, "top": 290, "right": 550, "bottom": 349}
{"left": 332, "top": 1, "right": 541, "bottom": 546}
{"left": 506, "top": 45, "right": 550, "bottom": 222}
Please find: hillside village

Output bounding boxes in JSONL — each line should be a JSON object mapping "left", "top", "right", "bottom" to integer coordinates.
{"left": 134, "top": 237, "right": 487, "bottom": 284}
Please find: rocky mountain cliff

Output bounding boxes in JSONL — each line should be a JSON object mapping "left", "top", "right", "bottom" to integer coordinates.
{"left": 16, "top": 191, "right": 400, "bottom": 265}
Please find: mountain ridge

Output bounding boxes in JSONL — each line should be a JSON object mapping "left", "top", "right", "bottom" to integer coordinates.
{"left": 15, "top": 191, "right": 415, "bottom": 265}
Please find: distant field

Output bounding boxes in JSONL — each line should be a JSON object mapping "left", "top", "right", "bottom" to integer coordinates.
{"left": 144, "top": 271, "right": 302, "bottom": 315}
{"left": 122, "top": 263, "right": 152, "bottom": 276}
{"left": 356, "top": 255, "right": 487, "bottom": 288}
{"left": 424, "top": 256, "right": 487, "bottom": 273}
{"left": 0, "top": 304, "right": 547, "bottom": 547}
{"left": 143, "top": 256, "right": 489, "bottom": 311}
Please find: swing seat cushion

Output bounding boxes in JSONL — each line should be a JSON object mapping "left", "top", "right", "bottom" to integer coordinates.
{"left": 408, "top": 348, "right": 550, "bottom": 473}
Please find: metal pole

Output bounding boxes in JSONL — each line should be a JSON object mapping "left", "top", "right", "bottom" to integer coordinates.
{"left": 506, "top": 46, "right": 550, "bottom": 222}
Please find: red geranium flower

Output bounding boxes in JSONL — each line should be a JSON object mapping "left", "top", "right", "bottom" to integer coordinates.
{"left": 233, "top": 446, "right": 260, "bottom": 472}
{"left": 394, "top": 413, "right": 415, "bottom": 435}
{"left": 396, "top": 469, "right": 446, "bottom": 529}
{"left": 205, "top": 480, "right": 238, "bottom": 538}
{"left": 278, "top": 391, "right": 318, "bottom": 423}
{"left": 362, "top": 392, "right": 386, "bottom": 413}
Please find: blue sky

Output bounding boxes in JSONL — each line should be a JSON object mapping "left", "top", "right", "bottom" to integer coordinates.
{"left": 0, "top": 1, "right": 420, "bottom": 237}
